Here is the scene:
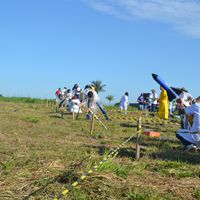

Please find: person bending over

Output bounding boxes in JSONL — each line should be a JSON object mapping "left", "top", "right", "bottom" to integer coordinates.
{"left": 81, "top": 89, "right": 110, "bottom": 120}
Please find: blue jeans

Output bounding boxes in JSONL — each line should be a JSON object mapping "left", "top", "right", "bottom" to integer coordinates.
{"left": 96, "top": 101, "right": 109, "bottom": 120}
{"left": 151, "top": 104, "right": 157, "bottom": 112}
{"left": 180, "top": 115, "right": 189, "bottom": 129}
{"left": 138, "top": 104, "right": 143, "bottom": 110}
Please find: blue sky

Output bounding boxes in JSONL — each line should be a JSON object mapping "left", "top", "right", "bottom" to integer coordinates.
{"left": 0, "top": 0, "right": 200, "bottom": 103}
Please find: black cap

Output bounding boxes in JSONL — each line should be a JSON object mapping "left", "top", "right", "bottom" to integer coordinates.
{"left": 87, "top": 91, "right": 94, "bottom": 98}
{"left": 196, "top": 96, "right": 200, "bottom": 101}
{"left": 181, "top": 87, "right": 188, "bottom": 92}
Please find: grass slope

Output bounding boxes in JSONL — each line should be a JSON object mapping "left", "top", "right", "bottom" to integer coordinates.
{"left": 0, "top": 100, "right": 200, "bottom": 200}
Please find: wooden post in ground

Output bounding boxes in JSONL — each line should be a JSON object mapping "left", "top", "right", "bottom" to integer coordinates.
{"left": 61, "top": 110, "right": 64, "bottom": 119}
{"left": 72, "top": 110, "right": 75, "bottom": 122}
{"left": 136, "top": 117, "right": 142, "bottom": 160}
{"left": 145, "top": 110, "right": 148, "bottom": 117}
{"left": 90, "top": 114, "right": 95, "bottom": 135}
{"left": 76, "top": 107, "right": 81, "bottom": 120}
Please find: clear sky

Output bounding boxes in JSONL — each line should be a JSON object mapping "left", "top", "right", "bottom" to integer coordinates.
{"left": 0, "top": 0, "right": 200, "bottom": 103}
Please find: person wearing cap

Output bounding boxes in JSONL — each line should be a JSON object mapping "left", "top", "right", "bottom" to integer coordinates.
{"left": 120, "top": 92, "right": 129, "bottom": 114}
{"left": 176, "top": 96, "right": 200, "bottom": 150}
{"left": 90, "top": 84, "right": 96, "bottom": 92}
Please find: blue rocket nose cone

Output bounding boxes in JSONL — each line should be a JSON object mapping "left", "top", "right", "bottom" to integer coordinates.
{"left": 152, "top": 73, "right": 158, "bottom": 80}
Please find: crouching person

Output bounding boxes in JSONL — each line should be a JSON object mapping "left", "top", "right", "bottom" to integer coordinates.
{"left": 176, "top": 96, "right": 200, "bottom": 150}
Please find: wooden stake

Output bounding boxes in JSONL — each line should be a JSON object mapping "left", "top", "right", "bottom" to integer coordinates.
{"left": 81, "top": 106, "right": 107, "bottom": 130}
{"left": 136, "top": 117, "right": 142, "bottom": 160}
{"left": 93, "top": 114, "right": 107, "bottom": 130}
{"left": 61, "top": 110, "right": 64, "bottom": 119}
{"left": 72, "top": 111, "right": 75, "bottom": 122}
{"left": 90, "top": 114, "right": 95, "bottom": 135}
{"left": 76, "top": 107, "right": 81, "bottom": 120}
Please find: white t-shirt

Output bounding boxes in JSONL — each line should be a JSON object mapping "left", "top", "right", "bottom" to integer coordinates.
{"left": 185, "top": 102, "right": 200, "bottom": 132}
{"left": 62, "top": 89, "right": 67, "bottom": 98}
{"left": 66, "top": 92, "right": 72, "bottom": 100}
{"left": 151, "top": 92, "right": 158, "bottom": 105}
{"left": 179, "top": 92, "right": 193, "bottom": 107}
{"left": 82, "top": 88, "right": 90, "bottom": 102}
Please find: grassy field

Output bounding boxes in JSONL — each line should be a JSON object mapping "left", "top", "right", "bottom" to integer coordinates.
{"left": 0, "top": 99, "right": 200, "bottom": 200}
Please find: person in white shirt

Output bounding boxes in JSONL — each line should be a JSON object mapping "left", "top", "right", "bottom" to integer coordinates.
{"left": 176, "top": 96, "right": 200, "bottom": 150}
{"left": 66, "top": 89, "right": 72, "bottom": 100}
{"left": 179, "top": 87, "right": 193, "bottom": 107}
{"left": 178, "top": 87, "right": 193, "bottom": 129}
{"left": 150, "top": 89, "right": 158, "bottom": 112}
{"left": 62, "top": 87, "right": 67, "bottom": 98}
{"left": 80, "top": 85, "right": 110, "bottom": 120}
{"left": 120, "top": 92, "right": 129, "bottom": 114}
{"left": 82, "top": 85, "right": 93, "bottom": 103}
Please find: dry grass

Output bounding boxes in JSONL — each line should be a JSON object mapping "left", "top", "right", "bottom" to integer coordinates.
{"left": 0, "top": 101, "right": 200, "bottom": 200}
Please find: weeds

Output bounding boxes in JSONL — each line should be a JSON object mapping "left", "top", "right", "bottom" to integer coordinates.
{"left": 0, "top": 99, "right": 200, "bottom": 200}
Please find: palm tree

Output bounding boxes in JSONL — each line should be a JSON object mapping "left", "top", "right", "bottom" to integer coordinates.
{"left": 91, "top": 80, "right": 106, "bottom": 93}
{"left": 106, "top": 95, "right": 114, "bottom": 105}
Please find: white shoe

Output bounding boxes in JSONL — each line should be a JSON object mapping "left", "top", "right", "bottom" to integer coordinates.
{"left": 186, "top": 144, "right": 197, "bottom": 151}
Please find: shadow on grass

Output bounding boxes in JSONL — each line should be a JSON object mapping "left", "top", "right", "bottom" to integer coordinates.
{"left": 151, "top": 148, "right": 200, "bottom": 165}
{"left": 46, "top": 111, "right": 58, "bottom": 114}
{"left": 56, "top": 170, "right": 78, "bottom": 184}
{"left": 49, "top": 115, "right": 63, "bottom": 119}
{"left": 83, "top": 145, "right": 110, "bottom": 156}
{"left": 126, "top": 136, "right": 200, "bottom": 165}
{"left": 127, "top": 136, "right": 179, "bottom": 148}
{"left": 143, "top": 137, "right": 179, "bottom": 147}
{"left": 83, "top": 144, "right": 147, "bottom": 159}
{"left": 143, "top": 125, "right": 154, "bottom": 129}
{"left": 117, "top": 147, "right": 147, "bottom": 159}
{"left": 120, "top": 123, "right": 137, "bottom": 128}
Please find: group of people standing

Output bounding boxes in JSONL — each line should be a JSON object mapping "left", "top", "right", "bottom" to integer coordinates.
{"left": 55, "top": 84, "right": 110, "bottom": 120}
{"left": 136, "top": 87, "right": 193, "bottom": 121}
{"left": 137, "top": 89, "right": 159, "bottom": 113}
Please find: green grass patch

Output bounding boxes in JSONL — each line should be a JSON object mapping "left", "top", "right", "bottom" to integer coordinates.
{"left": 21, "top": 116, "right": 40, "bottom": 123}
{"left": 150, "top": 160, "right": 200, "bottom": 178}
{"left": 99, "top": 160, "right": 130, "bottom": 179}
{"left": 1, "top": 101, "right": 200, "bottom": 200}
